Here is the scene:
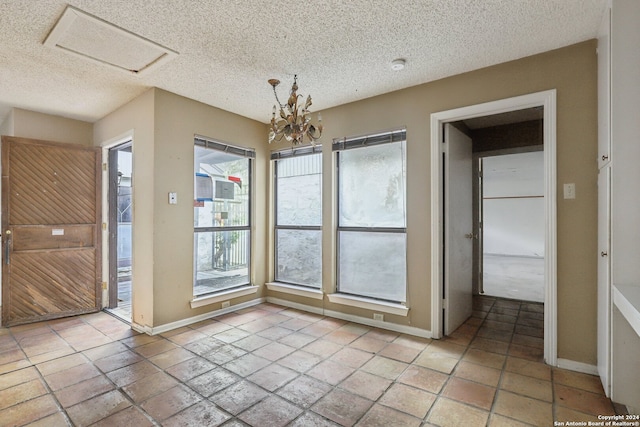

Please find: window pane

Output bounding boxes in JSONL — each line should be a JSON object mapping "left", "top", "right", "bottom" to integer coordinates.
{"left": 339, "top": 142, "right": 406, "bottom": 227}
{"left": 275, "top": 229, "right": 322, "bottom": 288}
{"left": 276, "top": 154, "right": 322, "bottom": 226}
{"left": 194, "top": 145, "right": 250, "bottom": 228}
{"left": 338, "top": 231, "right": 406, "bottom": 302}
{"left": 194, "top": 230, "right": 249, "bottom": 295}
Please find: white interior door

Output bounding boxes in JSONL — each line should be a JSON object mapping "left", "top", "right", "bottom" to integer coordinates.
{"left": 597, "top": 164, "right": 612, "bottom": 396}
{"left": 444, "top": 124, "right": 473, "bottom": 335}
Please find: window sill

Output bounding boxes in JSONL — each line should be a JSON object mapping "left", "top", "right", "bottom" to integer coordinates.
{"left": 326, "top": 293, "right": 409, "bottom": 316}
{"left": 190, "top": 285, "right": 258, "bottom": 309}
{"left": 265, "top": 282, "right": 323, "bottom": 300}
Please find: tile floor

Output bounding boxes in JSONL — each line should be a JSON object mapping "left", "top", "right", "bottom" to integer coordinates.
{"left": 0, "top": 295, "right": 624, "bottom": 426}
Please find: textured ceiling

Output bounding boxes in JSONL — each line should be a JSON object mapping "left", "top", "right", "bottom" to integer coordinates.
{"left": 0, "top": 1, "right": 606, "bottom": 127}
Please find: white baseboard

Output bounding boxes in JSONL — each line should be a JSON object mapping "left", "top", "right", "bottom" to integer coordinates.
{"left": 267, "top": 296, "right": 432, "bottom": 339}
{"left": 132, "top": 298, "right": 265, "bottom": 335}
{"left": 266, "top": 297, "right": 324, "bottom": 315}
{"left": 556, "top": 358, "right": 599, "bottom": 375}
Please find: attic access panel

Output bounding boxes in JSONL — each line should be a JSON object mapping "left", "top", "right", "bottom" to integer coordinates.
{"left": 44, "top": 5, "right": 178, "bottom": 75}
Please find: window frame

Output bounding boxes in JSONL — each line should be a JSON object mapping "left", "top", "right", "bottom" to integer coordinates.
{"left": 272, "top": 145, "right": 323, "bottom": 289}
{"left": 334, "top": 129, "right": 408, "bottom": 304}
{"left": 193, "top": 136, "right": 255, "bottom": 297}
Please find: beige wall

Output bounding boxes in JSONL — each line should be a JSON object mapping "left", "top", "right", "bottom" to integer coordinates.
{"left": 11, "top": 108, "right": 93, "bottom": 145}
{"left": 94, "top": 88, "right": 266, "bottom": 328}
{"left": 151, "top": 89, "right": 267, "bottom": 325}
{"left": 5, "top": 40, "right": 597, "bottom": 366}
{"left": 94, "top": 89, "right": 156, "bottom": 328}
{"left": 268, "top": 40, "right": 598, "bottom": 365}
{"left": 0, "top": 109, "right": 14, "bottom": 136}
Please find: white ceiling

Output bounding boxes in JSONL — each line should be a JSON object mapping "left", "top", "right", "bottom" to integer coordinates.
{"left": 0, "top": 1, "right": 606, "bottom": 127}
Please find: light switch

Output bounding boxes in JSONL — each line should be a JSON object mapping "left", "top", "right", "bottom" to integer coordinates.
{"left": 168, "top": 192, "right": 178, "bottom": 204}
{"left": 563, "top": 183, "right": 575, "bottom": 199}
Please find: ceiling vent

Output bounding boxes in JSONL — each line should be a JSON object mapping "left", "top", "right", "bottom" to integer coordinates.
{"left": 44, "top": 5, "right": 178, "bottom": 75}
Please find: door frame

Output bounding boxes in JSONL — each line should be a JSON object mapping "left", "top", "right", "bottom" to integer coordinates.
{"left": 100, "top": 130, "right": 134, "bottom": 311}
{"left": 430, "top": 89, "right": 558, "bottom": 366}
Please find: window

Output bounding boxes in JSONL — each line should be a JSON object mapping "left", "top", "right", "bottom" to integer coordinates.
{"left": 334, "top": 130, "right": 407, "bottom": 303}
{"left": 193, "top": 137, "right": 254, "bottom": 297}
{"left": 272, "top": 146, "right": 322, "bottom": 288}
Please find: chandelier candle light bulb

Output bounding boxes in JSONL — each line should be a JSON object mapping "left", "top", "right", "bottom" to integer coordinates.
{"left": 268, "top": 75, "right": 323, "bottom": 145}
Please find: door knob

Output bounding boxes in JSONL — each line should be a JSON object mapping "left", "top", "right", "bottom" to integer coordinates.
{"left": 464, "top": 233, "right": 474, "bottom": 239}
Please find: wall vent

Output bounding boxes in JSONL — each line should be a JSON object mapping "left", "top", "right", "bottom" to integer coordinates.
{"left": 44, "top": 5, "right": 178, "bottom": 75}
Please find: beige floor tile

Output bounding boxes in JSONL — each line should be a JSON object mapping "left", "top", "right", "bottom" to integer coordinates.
{"left": 92, "top": 406, "right": 154, "bottom": 427}
{"left": 0, "top": 298, "right": 623, "bottom": 427}
{"left": 303, "top": 339, "right": 343, "bottom": 358}
{"left": 289, "top": 411, "right": 341, "bottom": 427}
{"left": 501, "top": 371, "right": 552, "bottom": 402}
{"left": 312, "top": 389, "right": 373, "bottom": 426}
{"left": 247, "top": 363, "right": 299, "bottom": 391}
{"left": 122, "top": 371, "right": 178, "bottom": 403}
{"left": 356, "top": 403, "right": 422, "bottom": 427}
{"left": 148, "top": 347, "right": 196, "bottom": 369}
{"left": 493, "top": 390, "right": 552, "bottom": 426}
{"left": 66, "top": 390, "right": 131, "bottom": 426}
{"left": 555, "top": 405, "right": 605, "bottom": 423}
{"left": 453, "top": 360, "right": 502, "bottom": 387}
{"left": 397, "top": 365, "right": 449, "bottom": 394}
{"left": 378, "top": 343, "right": 421, "bottom": 363}
{"left": 134, "top": 339, "right": 179, "bottom": 358}
{"left": 488, "top": 413, "right": 533, "bottom": 427}
{"left": 278, "top": 350, "right": 323, "bottom": 373}
{"left": 427, "top": 397, "right": 490, "bottom": 427}
{"left": 442, "top": 377, "right": 495, "bottom": 410}
{"left": 276, "top": 375, "right": 333, "bottom": 409}
{"left": 187, "top": 367, "right": 240, "bottom": 397}
{"left": 140, "top": 384, "right": 201, "bottom": 421}
{"left": 470, "top": 337, "right": 510, "bottom": 355}
{"left": 0, "top": 394, "right": 59, "bottom": 426}
{"left": 349, "top": 335, "right": 388, "bottom": 353}
{"left": 553, "top": 368, "right": 606, "bottom": 394}
{"left": 504, "top": 356, "right": 551, "bottom": 381}
{"left": 253, "top": 341, "right": 296, "bottom": 361}
{"left": 163, "top": 400, "right": 230, "bottom": 427}
{"left": 423, "top": 340, "right": 467, "bottom": 358}
{"left": 239, "top": 395, "right": 304, "bottom": 427}
{"left": 0, "top": 378, "right": 47, "bottom": 410}
{"left": 554, "top": 384, "right": 615, "bottom": 416}
{"left": 462, "top": 348, "right": 506, "bottom": 369}
{"left": 379, "top": 383, "right": 436, "bottom": 418}
{"left": 361, "top": 356, "right": 408, "bottom": 380}
{"left": 330, "top": 347, "right": 374, "bottom": 368}
{"left": 211, "top": 380, "right": 270, "bottom": 415}
{"left": 307, "top": 359, "right": 355, "bottom": 385}
{"left": 413, "top": 352, "right": 460, "bottom": 374}
{"left": 54, "top": 375, "right": 114, "bottom": 407}
{"left": 0, "top": 366, "right": 40, "bottom": 391}
{"left": 339, "top": 370, "right": 392, "bottom": 401}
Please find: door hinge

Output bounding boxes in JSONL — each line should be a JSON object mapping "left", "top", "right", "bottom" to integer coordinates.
{"left": 102, "top": 223, "right": 107, "bottom": 231}
{"left": 102, "top": 163, "right": 108, "bottom": 171}
{"left": 102, "top": 282, "right": 107, "bottom": 290}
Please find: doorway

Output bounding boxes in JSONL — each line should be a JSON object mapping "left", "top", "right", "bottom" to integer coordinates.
{"left": 480, "top": 151, "right": 545, "bottom": 303}
{"left": 430, "top": 90, "right": 557, "bottom": 365}
{"left": 107, "top": 142, "right": 132, "bottom": 321}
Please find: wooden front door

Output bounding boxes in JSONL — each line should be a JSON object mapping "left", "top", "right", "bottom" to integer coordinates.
{"left": 1, "top": 136, "right": 101, "bottom": 326}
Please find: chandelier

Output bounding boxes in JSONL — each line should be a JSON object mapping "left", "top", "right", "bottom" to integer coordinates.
{"left": 268, "top": 75, "right": 323, "bottom": 145}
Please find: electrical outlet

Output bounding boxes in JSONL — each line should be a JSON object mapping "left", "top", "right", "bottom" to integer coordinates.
{"left": 221, "top": 301, "right": 230, "bottom": 308}
{"left": 373, "top": 313, "right": 384, "bottom": 321}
